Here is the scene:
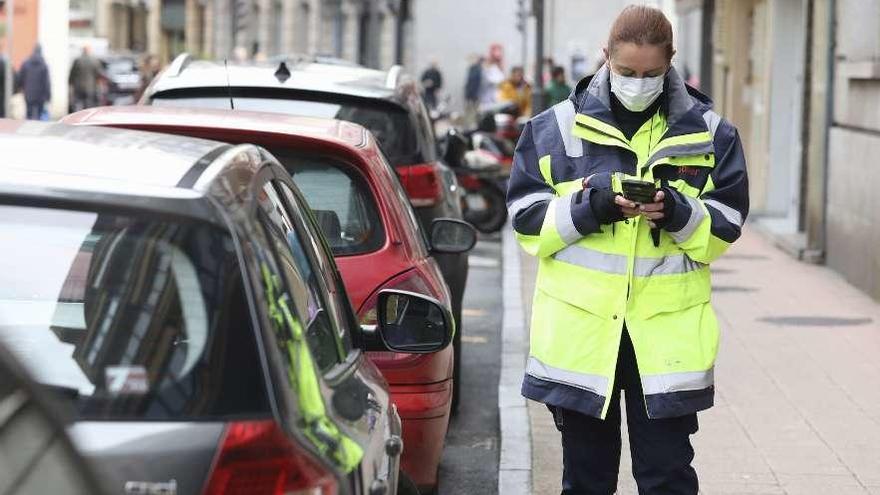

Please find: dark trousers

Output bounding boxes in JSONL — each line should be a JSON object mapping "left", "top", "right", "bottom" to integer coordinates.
{"left": 25, "top": 101, "right": 44, "bottom": 120}
{"left": 555, "top": 330, "right": 699, "bottom": 495}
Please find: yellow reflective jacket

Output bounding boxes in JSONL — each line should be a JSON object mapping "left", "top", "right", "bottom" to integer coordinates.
{"left": 506, "top": 66, "right": 749, "bottom": 419}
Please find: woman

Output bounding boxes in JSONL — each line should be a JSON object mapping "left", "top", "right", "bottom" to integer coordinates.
{"left": 506, "top": 5, "right": 749, "bottom": 494}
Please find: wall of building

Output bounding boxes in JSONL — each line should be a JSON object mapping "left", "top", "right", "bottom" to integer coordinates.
{"left": 825, "top": 0, "right": 880, "bottom": 300}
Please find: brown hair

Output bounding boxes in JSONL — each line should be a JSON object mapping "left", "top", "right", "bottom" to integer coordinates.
{"left": 608, "top": 5, "right": 674, "bottom": 60}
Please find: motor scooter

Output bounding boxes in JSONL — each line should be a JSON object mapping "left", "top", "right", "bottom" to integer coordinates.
{"left": 439, "top": 128, "right": 509, "bottom": 234}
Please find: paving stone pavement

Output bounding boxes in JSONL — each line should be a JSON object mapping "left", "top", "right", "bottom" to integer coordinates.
{"left": 520, "top": 229, "right": 880, "bottom": 494}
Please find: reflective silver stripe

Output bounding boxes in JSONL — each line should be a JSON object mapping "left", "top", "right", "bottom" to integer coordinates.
{"left": 703, "top": 199, "right": 744, "bottom": 227}
{"left": 645, "top": 141, "right": 714, "bottom": 170}
{"left": 642, "top": 368, "right": 714, "bottom": 395}
{"left": 669, "top": 195, "right": 706, "bottom": 243}
{"left": 553, "top": 99, "right": 584, "bottom": 158}
{"left": 702, "top": 109, "right": 722, "bottom": 138}
{"left": 633, "top": 254, "right": 706, "bottom": 277}
{"left": 507, "top": 191, "right": 555, "bottom": 219}
{"left": 553, "top": 245, "right": 629, "bottom": 275}
{"left": 527, "top": 356, "right": 609, "bottom": 396}
{"left": 554, "top": 194, "right": 582, "bottom": 244}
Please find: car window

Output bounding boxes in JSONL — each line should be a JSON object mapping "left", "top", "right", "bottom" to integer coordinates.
{"left": 269, "top": 151, "right": 385, "bottom": 256}
{"left": 150, "top": 90, "right": 420, "bottom": 165}
{"left": 256, "top": 183, "right": 343, "bottom": 373}
{"left": 0, "top": 205, "right": 270, "bottom": 420}
{"left": 275, "top": 181, "right": 357, "bottom": 355}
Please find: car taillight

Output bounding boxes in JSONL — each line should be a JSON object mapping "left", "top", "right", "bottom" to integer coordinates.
{"left": 457, "top": 173, "right": 483, "bottom": 190}
{"left": 398, "top": 163, "right": 442, "bottom": 207}
{"left": 204, "top": 420, "right": 337, "bottom": 495}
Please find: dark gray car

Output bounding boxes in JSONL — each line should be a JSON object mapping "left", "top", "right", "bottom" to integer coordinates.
{"left": 0, "top": 121, "right": 455, "bottom": 494}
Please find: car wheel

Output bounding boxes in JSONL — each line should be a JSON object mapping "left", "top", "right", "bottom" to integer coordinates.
{"left": 463, "top": 185, "right": 507, "bottom": 234}
{"left": 397, "top": 471, "right": 421, "bottom": 495}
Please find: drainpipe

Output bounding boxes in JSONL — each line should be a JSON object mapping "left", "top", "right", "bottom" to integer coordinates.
{"left": 532, "top": 0, "right": 545, "bottom": 115}
{"left": 699, "top": 0, "right": 714, "bottom": 97}
{"left": 803, "top": 0, "right": 836, "bottom": 263}
{"left": 818, "top": 0, "right": 836, "bottom": 257}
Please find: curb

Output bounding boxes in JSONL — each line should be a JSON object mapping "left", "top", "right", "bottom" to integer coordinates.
{"left": 498, "top": 225, "right": 532, "bottom": 495}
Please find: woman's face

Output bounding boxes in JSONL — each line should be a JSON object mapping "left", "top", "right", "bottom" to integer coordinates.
{"left": 604, "top": 42, "right": 671, "bottom": 79}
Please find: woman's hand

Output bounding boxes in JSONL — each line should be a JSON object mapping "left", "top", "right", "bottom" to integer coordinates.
{"left": 614, "top": 195, "right": 641, "bottom": 218}
{"left": 638, "top": 190, "right": 667, "bottom": 228}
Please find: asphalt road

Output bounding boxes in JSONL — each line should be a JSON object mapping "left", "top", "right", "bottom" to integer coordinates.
{"left": 437, "top": 235, "right": 503, "bottom": 494}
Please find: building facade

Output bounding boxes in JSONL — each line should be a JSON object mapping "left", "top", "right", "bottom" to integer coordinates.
{"left": 85, "top": 0, "right": 411, "bottom": 68}
{"left": 679, "top": 0, "right": 880, "bottom": 301}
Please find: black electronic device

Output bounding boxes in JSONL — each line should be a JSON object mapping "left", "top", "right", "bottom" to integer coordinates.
{"left": 620, "top": 179, "right": 658, "bottom": 204}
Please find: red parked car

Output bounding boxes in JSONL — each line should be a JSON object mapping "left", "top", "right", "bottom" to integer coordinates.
{"left": 63, "top": 106, "right": 477, "bottom": 493}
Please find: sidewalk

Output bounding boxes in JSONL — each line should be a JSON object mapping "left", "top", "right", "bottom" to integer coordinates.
{"left": 518, "top": 229, "right": 880, "bottom": 495}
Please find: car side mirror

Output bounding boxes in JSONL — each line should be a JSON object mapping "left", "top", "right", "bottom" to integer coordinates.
{"left": 361, "top": 290, "right": 454, "bottom": 354}
{"left": 429, "top": 218, "right": 477, "bottom": 254}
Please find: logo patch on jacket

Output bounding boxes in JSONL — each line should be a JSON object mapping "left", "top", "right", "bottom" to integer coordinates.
{"left": 678, "top": 166, "right": 700, "bottom": 177}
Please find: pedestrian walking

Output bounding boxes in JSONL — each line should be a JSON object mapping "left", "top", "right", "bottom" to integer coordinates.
{"left": 16, "top": 45, "right": 51, "bottom": 120}
{"left": 506, "top": 5, "right": 749, "bottom": 494}
{"left": 69, "top": 46, "right": 104, "bottom": 112}
{"left": 464, "top": 54, "right": 484, "bottom": 126}
{"left": 420, "top": 59, "right": 443, "bottom": 110}
{"left": 497, "top": 66, "right": 532, "bottom": 118}
{"left": 480, "top": 44, "right": 505, "bottom": 106}
{"left": 545, "top": 66, "right": 572, "bottom": 107}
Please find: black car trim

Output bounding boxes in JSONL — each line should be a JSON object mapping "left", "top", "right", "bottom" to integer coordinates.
{"left": 0, "top": 189, "right": 223, "bottom": 226}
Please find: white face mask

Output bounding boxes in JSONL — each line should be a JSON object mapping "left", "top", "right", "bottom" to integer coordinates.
{"left": 609, "top": 67, "right": 665, "bottom": 112}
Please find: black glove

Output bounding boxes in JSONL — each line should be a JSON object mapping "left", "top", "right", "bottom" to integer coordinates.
{"left": 651, "top": 186, "right": 679, "bottom": 230}
{"left": 588, "top": 187, "right": 626, "bottom": 225}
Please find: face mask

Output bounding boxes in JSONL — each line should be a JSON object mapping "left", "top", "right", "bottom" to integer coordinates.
{"left": 609, "top": 67, "right": 665, "bottom": 112}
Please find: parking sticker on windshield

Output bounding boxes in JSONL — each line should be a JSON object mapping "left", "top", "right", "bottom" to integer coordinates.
{"left": 105, "top": 366, "right": 149, "bottom": 395}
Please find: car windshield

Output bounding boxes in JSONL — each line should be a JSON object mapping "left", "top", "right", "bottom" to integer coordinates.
{"left": 150, "top": 92, "right": 419, "bottom": 165}
{"left": 0, "top": 205, "right": 270, "bottom": 420}
{"left": 269, "top": 150, "right": 385, "bottom": 256}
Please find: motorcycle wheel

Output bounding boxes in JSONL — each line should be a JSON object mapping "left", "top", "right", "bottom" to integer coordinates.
{"left": 463, "top": 185, "right": 508, "bottom": 234}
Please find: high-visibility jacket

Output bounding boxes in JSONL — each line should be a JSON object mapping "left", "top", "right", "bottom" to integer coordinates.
{"left": 507, "top": 66, "right": 749, "bottom": 420}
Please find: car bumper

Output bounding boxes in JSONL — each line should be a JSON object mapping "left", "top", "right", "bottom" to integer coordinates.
{"left": 393, "top": 380, "right": 452, "bottom": 490}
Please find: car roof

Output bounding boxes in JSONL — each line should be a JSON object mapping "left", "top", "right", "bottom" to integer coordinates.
{"left": 63, "top": 105, "right": 371, "bottom": 152}
{"left": 0, "top": 119, "right": 248, "bottom": 222}
{"left": 148, "top": 58, "right": 402, "bottom": 102}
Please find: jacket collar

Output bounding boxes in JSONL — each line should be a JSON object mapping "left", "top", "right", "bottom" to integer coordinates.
{"left": 573, "top": 65, "right": 711, "bottom": 138}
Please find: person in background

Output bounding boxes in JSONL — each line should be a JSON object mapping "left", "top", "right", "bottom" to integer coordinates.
{"left": 497, "top": 66, "right": 532, "bottom": 118}
{"left": 16, "top": 44, "right": 51, "bottom": 120}
{"left": 464, "top": 54, "right": 484, "bottom": 126}
{"left": 420, "top": 59, "right": 443, "bottom": 110}
{"left": 0, "top": 52, "right": 6, "bottom": 118}
{"left": 545, "top": 65, "right": 572, "bottom": 107}
{"left": 135, "top": 54, "right": 160, "bottom": 101}
{"left": 542, "top": 56, "right": 556, "bottom": 84}
{"left": 69, "top": 46, "right": 104, "bottom": 112}
{"left": 480, "top": 43, "right": 506, "bottom": 106}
